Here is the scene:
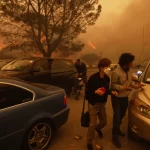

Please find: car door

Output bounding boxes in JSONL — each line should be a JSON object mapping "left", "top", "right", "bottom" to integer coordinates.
{"left": 0, "top": 83, "right": 34, "bottom": 149}
{"left": 48, "top": 59, "right": 65, "bottom": 87}
{"left": 49, "top": 59, "right": 76, "bottom": 94}
{"left": 27, "top": 59, "right": 51, "bottom": 84}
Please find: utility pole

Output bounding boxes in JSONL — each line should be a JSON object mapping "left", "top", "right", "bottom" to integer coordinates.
{"left": 142, "top": 27, "right": 145, "bottom": 62}
{"left": 141, "top": 22, "right": 150, "bottom": 62}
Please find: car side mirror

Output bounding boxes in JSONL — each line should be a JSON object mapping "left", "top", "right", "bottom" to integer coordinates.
{"left": 132, "top": 74, "right": 139, "bottom": 82}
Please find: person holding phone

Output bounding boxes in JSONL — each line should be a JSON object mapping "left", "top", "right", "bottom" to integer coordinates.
{"left": 86, "top": 58, "right": 118, "bottom": 150}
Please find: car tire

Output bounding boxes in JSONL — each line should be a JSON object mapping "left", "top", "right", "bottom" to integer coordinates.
{"left": 22, "top": 120, "right": 54, "bottom": 150}
{"left": 128, "top": 126, "right": 141, "bottom": 141}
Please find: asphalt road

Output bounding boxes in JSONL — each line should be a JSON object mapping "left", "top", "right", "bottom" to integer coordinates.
{"left": 48, "top": 69, "right": 149, "bottom": 150}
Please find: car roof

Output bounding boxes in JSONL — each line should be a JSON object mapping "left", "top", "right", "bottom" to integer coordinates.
{"left": 0, "top": 59, "right": 13, "bottom": 62}
{"left": 16, "top": 57, "right": 73, "bottom": 61}
{"left": 0, "top": 77, "right": 50, "bottom": 97}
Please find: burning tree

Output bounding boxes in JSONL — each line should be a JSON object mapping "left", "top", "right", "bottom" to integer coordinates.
{"left": 0, "top": 0, "right": 101, "bottom": 57}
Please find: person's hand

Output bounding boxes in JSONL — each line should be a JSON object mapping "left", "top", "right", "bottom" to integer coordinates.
{"left": 125, "top": 86, "right": 132, "bottom": 91}
{"left": 138, "top": 84, "right": 146, "bottom": 88}
{"left": 95, "top": 89, "right": 105, "bottom": 96}
{"left": 111, "top": 91, "right": 118, "bottom": 96}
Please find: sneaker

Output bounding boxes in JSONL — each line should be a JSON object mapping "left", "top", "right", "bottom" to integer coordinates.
{"left": 112, "top": 135, "right": 121, "bottom": 148}
{"left": 95, "top": 144, "right": 103, "bottom": 150}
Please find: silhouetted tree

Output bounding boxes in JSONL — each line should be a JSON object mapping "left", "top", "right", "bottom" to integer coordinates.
{"left": 0, "top": 0, "right": 101, "bottom": 57}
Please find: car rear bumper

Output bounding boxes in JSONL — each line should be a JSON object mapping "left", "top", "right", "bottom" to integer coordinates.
{"left": 128, "top": 106, "right": 150, "bottom": 141}
{"left": 52, "top": 106, "right": 70, "bottom": 129}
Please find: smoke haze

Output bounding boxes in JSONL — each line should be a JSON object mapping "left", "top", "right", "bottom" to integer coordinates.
{"left": 79, "top": 0, "right": 150, "bottom": 63}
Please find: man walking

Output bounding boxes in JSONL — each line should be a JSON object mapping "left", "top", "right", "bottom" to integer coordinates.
{"left": 111, "top": 53, "right": 144, "bottom": 148}
{"left": 86, "top": 58, "right": 118, "bottom": 150}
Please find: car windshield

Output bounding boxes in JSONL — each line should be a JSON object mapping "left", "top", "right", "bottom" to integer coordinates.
{"left": 1, "top": 59, "right": 34, "bottom": 72}
{"left": 0, "top": 61, "right": 9, "bottom": 68}
{"left": 139, "top": 60, "right": 149, "bottom": 72}
{"left": 144, "top": 63, "right": 150, "bottom": 84}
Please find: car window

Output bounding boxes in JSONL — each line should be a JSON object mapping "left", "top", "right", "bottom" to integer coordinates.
{"left": 49, "top": 59, "right": 74, "bottom": 70}
{"left": 140, "top": 60, "right": 149, "bottom": 71}
{"left": 1, "top": 59, "right": 34, "bottom": 72}
{"left": 144, "top": 64, "right": 150, "bottom": 83}
{"left": 0, "top": 83, "right": 33, "bottom": 110}
{"left": 32, "top": 59, "right": 49, "bottom": 72}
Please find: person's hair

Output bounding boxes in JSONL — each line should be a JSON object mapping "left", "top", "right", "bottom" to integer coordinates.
{"left": 98, "top": 58, "right": 111, "bottom": 69}
{"left": 118, "top": 53, "right": 135, "bottom": 66}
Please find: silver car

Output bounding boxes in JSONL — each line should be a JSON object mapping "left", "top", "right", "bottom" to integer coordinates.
{"left": 128, "top": 61, "right": 150, "bottom": 142}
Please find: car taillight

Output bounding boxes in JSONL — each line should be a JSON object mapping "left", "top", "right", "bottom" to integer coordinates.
{"left": 64, "top": 95, "right": 67, "bottom": 106}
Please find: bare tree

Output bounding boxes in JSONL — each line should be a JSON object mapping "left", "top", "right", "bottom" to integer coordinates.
{"left": 0, "top": 0, "right": 101, "bottom": 57}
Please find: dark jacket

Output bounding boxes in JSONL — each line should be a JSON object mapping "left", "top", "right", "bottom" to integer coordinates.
{"left": 86, "top": 72, "right": 111, "bottom": 105}
{"left": 75, "top": 62, "right": 87, "bottom": 75}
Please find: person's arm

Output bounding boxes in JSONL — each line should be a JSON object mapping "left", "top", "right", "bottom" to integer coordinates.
{"left": 87, "top": 76, "right": 96, "bottom": 95}
{"left": 82, "top": 63, "right": 87, "bottom": 74}
{"left": 106, "top": 77, "right": 118, "bottom": 95}
{"left": 111, "top": 71, "right": 126, "bottom": 91}
{"left": 131, "top": 81, "right": 145, "bottom": 89}
{"left": 84, "top": 63, "right": 87, "bottom": 72}
{"left": 108, "top": 89, "right": 112, "bottom": 95}
{"left": 130, "top": 81, "right": 139, "bottom": 89}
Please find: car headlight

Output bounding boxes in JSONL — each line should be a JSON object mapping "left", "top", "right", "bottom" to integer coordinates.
{"left": 136, "top": 71, "right": 142, "bottom": 74}
{"left": 133, "top": 98, "right": 150, "bottom": 119}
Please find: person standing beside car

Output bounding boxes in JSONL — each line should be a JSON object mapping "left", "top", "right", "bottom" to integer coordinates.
{"left": 111, "top": 53, "right": 145, "bottom": 148}
{"left": 75, "top": 59, "right": 87, "bottom": 85}
{"left": 86, "top": 58, "right": 118, "bottom": 150}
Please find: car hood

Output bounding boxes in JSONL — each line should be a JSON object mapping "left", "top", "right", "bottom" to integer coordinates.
{"left": 137, "top": 84, "right": 150, "bottom": 106}
{"left": 0, "top": 70, "right": 24, "bottom": 76}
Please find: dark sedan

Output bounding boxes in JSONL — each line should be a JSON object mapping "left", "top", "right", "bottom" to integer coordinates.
{"left": 0, "top": 78, "right": 70, "bottom": 150}
{"left": 0, "top": 57, "right": 77, "bottom": 96}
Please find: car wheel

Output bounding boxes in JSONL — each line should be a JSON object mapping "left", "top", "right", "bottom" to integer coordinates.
{"left": 128, "top": 126, "right": 141, "bottom": 141}
{"left": 22, "top": 120, "right": 54, "bottom": 150}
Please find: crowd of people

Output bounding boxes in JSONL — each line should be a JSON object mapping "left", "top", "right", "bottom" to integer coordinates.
{"left": 75, "top": 53, "right": 145, "bottom": 150}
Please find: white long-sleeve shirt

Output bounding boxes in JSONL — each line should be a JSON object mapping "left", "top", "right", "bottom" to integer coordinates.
{"left": 111, "top": 65, "right": 139, "bottom": 97}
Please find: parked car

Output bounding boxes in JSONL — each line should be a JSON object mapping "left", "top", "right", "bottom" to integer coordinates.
{"left": 0, "top": 59, "right": 13, "bottom": 69}
{"left": 0, "top": 57, "right": 77, "bottom": 96}
{"left": 0, "top": 77, "right": 70, "bottom": 150}
{"left": 128, "top": 60, "right": 150, "bottom": 142}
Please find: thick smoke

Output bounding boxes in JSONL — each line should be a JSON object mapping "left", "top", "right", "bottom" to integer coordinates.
{"left": 80, "top": 0, "right": 150, "bottom": 63}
